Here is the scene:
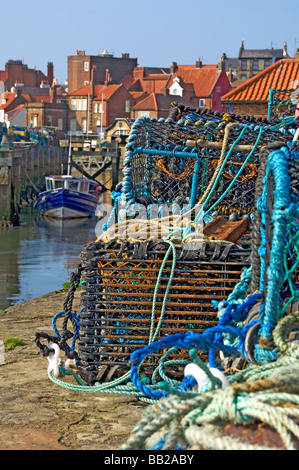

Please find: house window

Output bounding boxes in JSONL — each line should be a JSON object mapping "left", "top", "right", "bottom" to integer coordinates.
{"left": 31, "top": 114, "right": 38, "bottom": 127}
{"left": 77, "top": 98, "right": 82, "bottom": 111}
{"left": 253, "top": 60, "right": 259, "bottom": 71}
{"left": 125, "top": 100, "right": 131, "bottom": 113}
{"left": 71, "top": 98, "right": 76, "bottom": 111}
{"left": 82, "top": 98, "right": 87, "bottom": 111}
{"left": 116, "top": 128, "right": 127, "bottom": 136}
{"left": 216, "top": 86, "right": 221, "bottom": 93}
{"left": 138, "top": 111, "right": 150, "bottom": 117}
{"left": 199, "top": 99, "right": 205, "bottom": 108}
{"left": 58, "top": 118, "right": 63, "bottom": 131}
{"left": 241, "top": 60, "right": 247, "bottom": 71}
{"left": 94, "top": 103, "right": 98, "bottom": 113}
{"left": 264, "top": 59, "right": 271, "bottom": 68}
{"left": 81, "top": 117, "right": 87, "bottom": 133}
{"left": 71, "top": 119, "right": 77, "bottom": 131}
{"left": 47, "top": 117, "right": 52, "bottom": 126}
{"left": 98, "top": 103, "right": 103, "bottom": 113}
{"left": 84, "top": 81, "right": 89, "bottom": 86}
{"left": 95, "top": 118, "right": 101, "bottom": 127}
{"left": 84, "top": 61, "right": 89, "bottom": 72}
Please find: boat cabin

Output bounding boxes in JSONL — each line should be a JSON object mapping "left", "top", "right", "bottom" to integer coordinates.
{"left": 45, "top": 176, "right": 96, "bottom": 194}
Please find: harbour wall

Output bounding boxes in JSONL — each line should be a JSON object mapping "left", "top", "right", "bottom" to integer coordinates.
{"left": 0, "top": 145, "right": 66, "bottom": 222}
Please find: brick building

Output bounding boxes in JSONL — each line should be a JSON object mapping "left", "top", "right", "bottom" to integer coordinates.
{"left": 0, "top": 60, "right": 54, "bottom": 90}
{"left": 68, "top": 80, "right": 136, "bottom": 135}
{"left": 221, "top": 58, "right": 299, "bottom": 117}
{"left": 218, "top": 41, "right": 289, "bottom": 85}
{"left": 131, "top": 93, "right": 190, "bottom": 120}
{"left": 67, "top": 50, "right": 137, "bottom": 93}
{"left": 25, "top": 86, "right": 68, "bottom": 139}
{"left": 122, "top": 59, "right": 232, "bottom": 115}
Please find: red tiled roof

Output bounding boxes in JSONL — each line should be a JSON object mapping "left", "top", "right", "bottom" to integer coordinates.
{"left": 69, "top": 84, "right": 121, "bottom": 100}
{"left": 0, "top": 92, "right": 17, "bottom": 109}
{"left": 132, "top": 93, "right": 189, "bottom": 111}
{"left": 129, "top": 91, "right": 148, "bottom": 100}
{"left": 222, "top": 59, "right": 299, "bottom": 102}
{"left": 168, "top": 65, "right": 220, "bottom": 97}
{"left": 121, "top": 75, "right": 140, "bottom": 90}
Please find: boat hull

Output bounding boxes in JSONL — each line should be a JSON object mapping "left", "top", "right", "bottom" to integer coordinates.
{"left": 34, "top": 188, "right": 99, "bottom": 219}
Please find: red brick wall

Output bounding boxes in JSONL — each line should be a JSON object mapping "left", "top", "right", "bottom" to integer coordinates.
{"left": 227, "top": 102, "right": 268, "bottom": 117}
{"left": 4, "top": 61, "right": 48, "bottom": 89}
{"left": 26, "top": 103, "right": 68, "bottom": 138}
{"left": 211, "top": 71, "right": 233, "bottom": 113}
{"left": 68, "top": 55, "right": 137, "bottom": 93}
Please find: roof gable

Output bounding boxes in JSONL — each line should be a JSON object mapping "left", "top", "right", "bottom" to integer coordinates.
{"left": 132, "top": 92, "right": 189, "bottom": 111}
{"left": 0, "top": 92, "right": 17, "bottom": 109}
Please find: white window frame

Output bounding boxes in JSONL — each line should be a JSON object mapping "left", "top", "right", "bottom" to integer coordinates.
{"left": 138, "top": 111, "right": 150, "bottom": 117}
{"left": 71, "top": 119, "right": 77, "bottom": 131}
{"left": 31, "top": 114, "right": 38, "bottom": 127}
{"left": 199, "top": 99, "right": 205, "bottom": 108}
{"left": 81, "top": 117, "right": 87, "bottom": 133}
{"left": 58, "top": 118, "right": 63, "bottom": 131}
{"left": 82, "top": 98, "right": 87, "bottom": 111}
{"left": 94, "top": 103, "right": 98, "bottom": 113}
{"left": 125, "top": 100, "right": 131, "bottom": 113}
{"left": 71, "top": 98, "right": 76, "bottom": 111}
{"left": 84, "top": 61, "right": 89, "bottom": 72}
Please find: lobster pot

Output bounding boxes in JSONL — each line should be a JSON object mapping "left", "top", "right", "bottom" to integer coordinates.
{"left": 77, "top": 239, "right": 251, "bottom": 384}
{"left": 122, "top": 108, "right": 293, "bottom": 223}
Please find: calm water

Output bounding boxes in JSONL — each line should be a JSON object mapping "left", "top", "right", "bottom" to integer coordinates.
{"left": 0, "top": 207, "right": 99, "bottom": 310}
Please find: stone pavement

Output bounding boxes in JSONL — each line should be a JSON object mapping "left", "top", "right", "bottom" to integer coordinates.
{"left": 0, "top": 290, "right": 145, "bottom": 450}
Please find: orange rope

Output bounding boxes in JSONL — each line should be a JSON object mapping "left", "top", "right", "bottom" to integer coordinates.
{"left": 211, "top": 159, "right": 258, "bottom": 183}
{"left": 156, "top": 156, "right": 195, "bottom": 180}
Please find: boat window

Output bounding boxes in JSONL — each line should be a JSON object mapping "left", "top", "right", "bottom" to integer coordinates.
{"left": 54, "top": 181, "right": 64, "bottom": 189}
{"left": 79, "top": 182, "right": 89, "bottom": 193}
{"left": 68, "top": 181, "right": 80, "bottom": 191}
{"left": 46, "top": 179, "right": 53, "bottom": 191}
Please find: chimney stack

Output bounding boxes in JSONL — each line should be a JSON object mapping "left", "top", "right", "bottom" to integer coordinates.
{"left": 50, "top": 84, "right": 57, "bottom": 103}
{"left": 105, "top": 69, "right": 111, "bottom": 86}
{"left": 47, "top": 62, "right": 54, "bottom": 86}
{"left": 195, "top": 58, "right": 202, "bottom": 68}
{"left": 170, "top": 62, "right": 178, "bottom": 73}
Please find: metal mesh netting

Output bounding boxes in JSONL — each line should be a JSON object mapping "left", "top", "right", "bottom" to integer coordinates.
{"left": 77, "top": 240, "right": 251, "bottom": 383}
{"left": 120, "top": 106, "right": 295, "bottom": 224}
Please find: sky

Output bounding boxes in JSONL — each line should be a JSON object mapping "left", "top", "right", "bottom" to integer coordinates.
{"left": 1, "top": 0, "right": 299, "bottom": 85}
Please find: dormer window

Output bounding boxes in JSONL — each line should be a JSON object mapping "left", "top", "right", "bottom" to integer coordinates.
{"left": 169, "top": 77, "right": 183, "bottom": 97}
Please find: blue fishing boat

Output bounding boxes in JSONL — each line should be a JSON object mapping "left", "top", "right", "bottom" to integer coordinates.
{"left": 34, "top": 175, "right": 101, "bottom": 219}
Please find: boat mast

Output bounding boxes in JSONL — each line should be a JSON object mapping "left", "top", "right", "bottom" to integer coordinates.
{"left": 67, "top": 133, "right": 72, "bottom": 176}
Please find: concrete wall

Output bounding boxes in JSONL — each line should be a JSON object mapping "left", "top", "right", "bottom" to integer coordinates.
{"left": 0, "top": 145, "right": 66, "bottom": 221}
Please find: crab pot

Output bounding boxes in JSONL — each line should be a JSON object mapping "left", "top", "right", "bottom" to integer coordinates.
{"left": 76, "top": 239, "right": 251, "bottom": 384}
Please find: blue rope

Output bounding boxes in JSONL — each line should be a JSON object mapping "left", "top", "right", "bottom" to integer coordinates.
{"left": 129, "top": 294, "right": 262, "bottom": 399}
{"left": 52, "top": 310, "right": 81, "bottom": 351}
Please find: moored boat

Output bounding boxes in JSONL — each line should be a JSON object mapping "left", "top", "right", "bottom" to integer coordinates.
{"left": 34, "top": 175, "right": 101, "bottom": 219}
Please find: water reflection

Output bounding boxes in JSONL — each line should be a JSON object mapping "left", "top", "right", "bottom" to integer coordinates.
{"left": 0, "top": 208, "right": 98, "bottom": 310}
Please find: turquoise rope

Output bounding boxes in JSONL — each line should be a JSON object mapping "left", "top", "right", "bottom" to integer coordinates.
{"left": 254, "top": 146, "right": 299, "bottom": 364}
{"left": 183, "top": 125, "right": 263, "bottom": 238}
{"left": 149, "top": 240, "right": 177, "bottom": 344}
